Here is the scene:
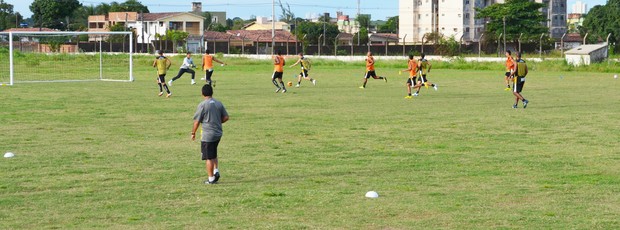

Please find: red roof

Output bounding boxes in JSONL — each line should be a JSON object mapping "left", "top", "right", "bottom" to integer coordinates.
{"left": 2, "top": 28, "right": 57, "bottom": 32}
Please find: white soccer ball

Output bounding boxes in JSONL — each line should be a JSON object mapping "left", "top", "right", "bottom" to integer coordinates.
{"left": 4, "top": 152, "right": 15, "bottom": 158}
{"left": 614, "top": 74, "right": 618, "bottom": 79}
{"left": 365, "top": 191, "right": 379, "bottom": 198}
{"left": 220, "top": 64, "right": 225, "bottom": 67}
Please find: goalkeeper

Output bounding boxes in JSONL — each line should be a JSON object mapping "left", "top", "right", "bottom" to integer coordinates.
{"left": 289, "top": 52, "right": 316, "bottom": 87}
{"left": 169, "top": 52, "right": 197, "bottom": 85}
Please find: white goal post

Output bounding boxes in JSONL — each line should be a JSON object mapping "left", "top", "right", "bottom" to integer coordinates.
{"left": 0, "top": 31, "right": 134, "bottom": 85}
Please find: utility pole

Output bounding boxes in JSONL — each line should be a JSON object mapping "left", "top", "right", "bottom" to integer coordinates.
{"left": 323, "top": 13, "right": 327, "bottom": 46}
{"left": 503, "top": 16, "right": 506, "bottom": 53}
{"left": 272, "top": 0, "right": 275, "bottom": 54}
{"left": 357, "top": 0, "right": 360, "bottom": 46}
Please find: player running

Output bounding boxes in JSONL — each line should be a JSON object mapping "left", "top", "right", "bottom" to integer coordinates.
{"left": 414, "top": 53, "right": 437, "bottom": 95}
{"left": 403, "top": 54, "right": 422, "bottom": 99}
{"left": 201, "top": 49, "right": 226, "bottom": 87}
{"left": 504, "top": 50, "right": 516, "bottom": 91}
{"left": 289, "top": 52, "right": 316, "bottom": 87}
{"left": 152, "top": 50, "right": 172, "bottom": 97}
{"left": 510, "top": 52, "right": 529, "bottom": 109}
{"left": 359, "top": 52, "right": 387, "bottom": 89}
{"left": 169, "top": 52, "right": 197, "bottom": 86}
{"left": 272, "top": 51, "right": 287, "bottom": 93}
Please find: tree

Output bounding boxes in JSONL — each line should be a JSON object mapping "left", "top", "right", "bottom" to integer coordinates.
{"left": 475, "top": 0, "right": 547, "bottom": 42}
{"left": 356, "top": 14, "right": 371, "bottom": 29}
{"left": 167, "top": 30, "right": 189, "bottom": 53}
{"left": 30, "top": 0, "right": 82, "bottom": 30}
{"left": 95, "top": 3, "right": 111, "bottom": 15}
{"left": 378, "top": 16, "right": 398, "bottom": 33}
{"left": 278, "top": 0, "right": 295, "bottom": 23}
{"left": 109, "top": 0, "right": 149, "bottom": 13}
{"left": 581, "top": 1, "right": 620, "bottom": 45}
{"left": 0, "top": 0, "right": 22, "bottom": 31}
{"left": 296, "top": 21, "right": 339, "bottom": 46}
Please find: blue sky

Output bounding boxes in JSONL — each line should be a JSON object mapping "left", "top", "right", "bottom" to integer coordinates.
{"left": 8, "top": 0, "right": 609, "bottom": 20}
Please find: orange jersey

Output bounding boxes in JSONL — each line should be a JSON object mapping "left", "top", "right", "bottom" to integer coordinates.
{"left": 505, "top": 56, "right": 515, "bottom": 72}
{"left": 408, "top": 59, "right": 418, "bottom": 76}
{"left": 274, "top": 56, "right": 285, "bottom": 72}
{"left": 366, "top": 57, "right": 375, "bottom": 71}
{"left": 202, "top": 54, "right": 214, "bottom": 70}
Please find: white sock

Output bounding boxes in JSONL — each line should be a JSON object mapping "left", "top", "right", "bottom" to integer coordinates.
{"left": 214, "top": 168, "right": 219, "bottom": 174}
{"left": 208, "top": 176, "right": 215, "bottom": 182}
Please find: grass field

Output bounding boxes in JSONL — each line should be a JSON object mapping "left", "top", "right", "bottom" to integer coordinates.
{"left": 1, "top": 56, "right": 619, "bottom": 229}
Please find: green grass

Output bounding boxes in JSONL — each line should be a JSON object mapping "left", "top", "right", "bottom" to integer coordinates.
{"left": 1, "top": 56, "right": 620, "bottom": 229}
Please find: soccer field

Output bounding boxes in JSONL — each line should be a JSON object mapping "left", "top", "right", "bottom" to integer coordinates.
{"left": 1, "top": 56, "right": 619, "bottom": 228}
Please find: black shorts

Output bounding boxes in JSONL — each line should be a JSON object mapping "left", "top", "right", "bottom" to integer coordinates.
{"left": 505, "top": 72, "right": 511, "bottom": 77}
{"left": 300, "top": 69, "right": 309, "bottom": 78}
{"left": 364, "top": 71, "right": 377, "bottom": 79}
{"left": 420, "top": 75, "right": 428, "bottom": 83}
{"left": 406, "top": 77, "right": 417, "bottom": 85}
{"left": 205, "top": 69, "right": 214, "bottom": 78}
{"left": 513, "top": 77, "right": 525, "bottom": 93}
{"left": 272, "top": 71, "right": 283, "bottom": 79}
{"left": 157, "top": 74, "right": 166, "bottom": 83}
{"left": 201, "top": 139, "right": 221, "bottom": 160}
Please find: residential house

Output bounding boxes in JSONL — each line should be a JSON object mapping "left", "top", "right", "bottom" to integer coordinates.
{"left": 243, "top": 17, "right": 291, "bottom": 31}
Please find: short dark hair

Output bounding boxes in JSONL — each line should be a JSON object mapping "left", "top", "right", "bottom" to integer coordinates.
{"left": 409, "top": 54, "right": 414, "bottom": 59}
{"left": 202, "top": 84, "right": 213, "bottom": 97}
{"left": 421, "top": 53, "right": 426, "bottom": 59}
{"left": 506, "top": 50, "right": 512, "bottom": 55}
{"left": 205, "top": 49, "right": 211, "bottom": 54}
{"left": 277, "top": 50, "right": 282, "bottom": 55}
{"left": 186, "top": 52, "right": 191, "bottom": 55}
{"left": 516, "top": 51, "right": 522, "bottom": 58}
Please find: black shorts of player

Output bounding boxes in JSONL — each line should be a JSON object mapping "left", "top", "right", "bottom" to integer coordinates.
{"left": 513, "top": 77, "right": 525, "bottom": 93}
{"left": 158, "top": 74, "right": 166, "bottom": 83}
{"left": 420, "top": 74, "right": 428, "bottom": 83}
{"left": 205, "top": 69, "right": 214, "bottom": 79}
{"left": 300, "top": 69, "right": 309, "bottom": 78}
{"left": 272, "top": 71, "right": 284, "bottom": 79}
{"left": 406, "top": 77, "right": 417, "bottom": 85}
{"left": 364, "top": 71, "right": 377, "bottom": 79}
{"left": 505, "top": 72, "right": 511, "bottom": 77}
{"left": 201, "top": 139, "right": 220, "bottom": 160}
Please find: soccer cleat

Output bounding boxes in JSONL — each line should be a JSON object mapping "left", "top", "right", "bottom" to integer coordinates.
{"left": 359, "top": 86, "right": 365, "bottom": 89}
{"left": 512, "top": 104, "right": 518, "bottom": 109}
{"left": 214, "top": 172, "right": 220, "bottom": 182}
{"left": 275, "top": 88, "right": 281, "bottom": 93}
{"left": 166, "top": 93, "right": 172, "bottom": 98}
{"left": 424, "top": 82, "right": 429, "bottom": 89}
{"left": 204, "top": 180, "right": 217, "bottom": 184}
{"left": 413, "top": 92, "right": 419, "bottom": 96}
{"left": 405, "top": 95, "right": 413, "bottom": 99}
{"left": 383, "top": 77, "right": 388, "bottom": 82}
{"left": 167, "top": 80, "right": 172, "bottom": 86}
{"left": 433, "top": 84, "right": 438, "bottom": 91}
{"left": 158, "top": 92, "right": 164, "bottom": 96}
{"left": 523, "top": 100, "right": 529, "bottom": 108}
{"left": 504, "top": 87, "right": 511, "bottom": 91}
{"left": 312, "top": 79, "right": 316, "bottom": 85}
{"left": 191, "top": 79, "right": 196, "bottom": 85}
{"left": 282, "top": 89, "right": 287, "bottom": 93}
{"left": 295, "top": 84, "right": 300, "bottom": 88}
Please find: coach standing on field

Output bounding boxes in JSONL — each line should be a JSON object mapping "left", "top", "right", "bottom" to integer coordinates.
{"left": 191, "top": 84, "right": 229, "bottom": 184}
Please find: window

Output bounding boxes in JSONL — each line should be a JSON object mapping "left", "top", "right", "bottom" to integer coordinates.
{"left": 441, "top": 27, "right": 445, "bottom": 30}
{"left": 458, "top": 14, "right": 461, "bottom": 17}
{"left": 418, "top": 14, "right": 421, "bottom": 19}
{"left": 466, "top": 13, "right": 469, "bottom": 19}
{"left": 466, "top": 0, "right": 469, "bottom": 4}
{"left": 442, "top": 14, "right": 445, "bottom": 17}
{"left": 213, "top": 16, "right": 218, "bottom": 23}
{"left": 453, "top": 28, "right": 457, "bottom": 32}
{"left": 466, "top": 27, "right": 470, "bottom": 32}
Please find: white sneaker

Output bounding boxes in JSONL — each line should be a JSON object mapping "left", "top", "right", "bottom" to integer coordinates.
{"left": 433, "top": 84, "right": 438, "bottom": 91}
{"left": 312, "top": 79, "right": 316, "bottom": 85}
{"left": 413, "top": 92, "right": 419, "bottom": 96}
{"left": 167, "top": 80, "right": 172, "bottom": 86}
{"left": 275, "top": 88, "right": 281, "bottom": 93}
{"left": 191, "top": 79, "right": 196, "bottom": 85}
{"left": 166, "top": 93, "right": 172, "bottom": 98}
{"left": 295, "top": 84, "right": 300, "bottom": 88}
{"left": 282, "top": 89, "right": 287, "bottom": 93}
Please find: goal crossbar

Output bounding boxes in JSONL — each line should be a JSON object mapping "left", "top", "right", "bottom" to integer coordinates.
{"left": 2, "top": 31, "right": 134, "bottom": 85}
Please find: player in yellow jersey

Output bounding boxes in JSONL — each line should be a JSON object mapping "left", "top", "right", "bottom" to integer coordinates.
{"left": 414, "top": 53, "right": 437, "bottom": 95}
{"left": 152, "top": 50, "right": 172, "bottom": 97}
{"left": 201, "top": 49, "right": 226, "bottom": 87}
{"left": 504, "top": 50, "right": 516, "bottom": 91}
{"left": 272, "top": 51, "right": 287, "bottom": 93}
{"left": 289, "top": 52, "right": 316, "bottom": 87}
{"left": 359, "top": 52, "right": 387, "bottom": 88}
{"left": 403, "top": 55, "right": 422, "bottom": 99}
{"left": 510, "top": 52, "right": 529, "bottom": 109}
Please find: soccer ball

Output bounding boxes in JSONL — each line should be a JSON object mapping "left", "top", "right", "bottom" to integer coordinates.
{"left": 287, "top": 81, "right": 293, "bottom": 86}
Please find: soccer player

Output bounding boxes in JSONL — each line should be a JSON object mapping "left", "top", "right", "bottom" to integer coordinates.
{"left": 403, "top": 54, "right": 422, "bottom": 99}
{"left": 201, "top": 49, "right": 226, "bottom": 87}
{"left": 191, "top": 84, "right": 229, "bottom": 184}
{"left": 169, "top": 52, "right": 197, "bottom": 86}
{"left": 510, "top": 52, "right": 529, "bottom": 109}
{"left": 152, "top": 50, "right": 172, "bottom": 97}
{"left": 289, "top": 52, "right": 316, "bottom": 87}
{"left": 504, "top": 50, "right": 516, "bottom": 91}
{"left": 414, "top": 53, "right": 438, "bottom": 95}
{"left": 360, "top": 52, "right": 387, "bottom": 88}
{"left": 272, "top": 51, "right": 287, "bottom": 93}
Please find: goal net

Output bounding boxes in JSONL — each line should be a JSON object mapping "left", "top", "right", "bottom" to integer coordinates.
{"left": 0, "top": 31, "right": 134, "bottom": 85}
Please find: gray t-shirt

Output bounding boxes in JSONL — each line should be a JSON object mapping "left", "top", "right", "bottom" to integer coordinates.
{"left": 193, "top": 98, "right": 228, "bottom": 142}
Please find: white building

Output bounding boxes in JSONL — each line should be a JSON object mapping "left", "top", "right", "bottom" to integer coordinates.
{"left": 572, "top": 0, "right": 587, "bottom": 14}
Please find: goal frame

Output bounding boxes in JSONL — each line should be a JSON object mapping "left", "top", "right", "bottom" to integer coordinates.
{"left": 4, "top": 31, "right": 134, "bottom": 85}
